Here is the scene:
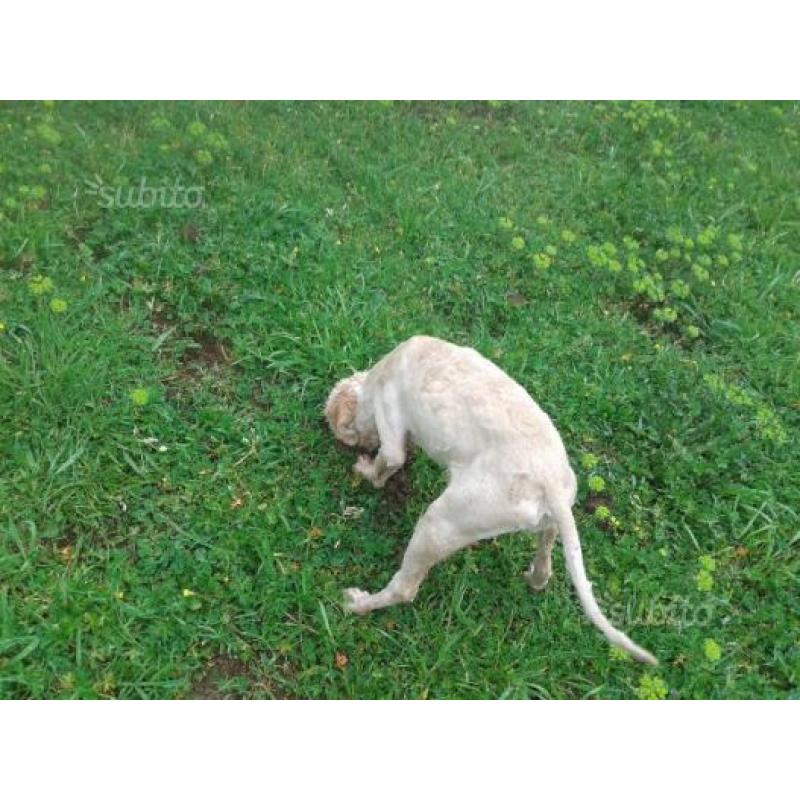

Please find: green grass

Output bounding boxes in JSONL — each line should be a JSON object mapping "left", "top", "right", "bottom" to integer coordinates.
{"left": 1, "top": 100, "right": 798, "bottom": 699}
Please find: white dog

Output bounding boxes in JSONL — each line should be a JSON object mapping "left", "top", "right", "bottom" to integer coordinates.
{"left": 325, "top": 335, "right": 657, "bottom": 665}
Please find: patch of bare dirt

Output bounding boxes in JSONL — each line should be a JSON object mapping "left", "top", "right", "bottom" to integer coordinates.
{"left": 181, "top": 332, "right": 232, "bottom": 368}
{"left": 151, "top": 307, "right": 174, "bottom": 331}
{"left": 17, "top": 253, "right": 35, "bottom": 272}
{"left": 461, "top": 101, "right": 515, "bottom": 120}
{"left": 319, "top": 420, "right": 416, "bottom": 508}
{"left": 382, "top": 462, "right": 414, "bottom": 510}
{"left": 190, "top": 654, "right": 297, "bottom": 700}
{"left": 180, "top": 223, "right": 201, "bottom": 244}
{"left": 583, "top": 493, "right": 613, "bottom": 515}
{"left": 404, "top": 100, "right": 514, "bottom": 122}
{"left": 190, "top": 656, "right": 252, "bottom": 699}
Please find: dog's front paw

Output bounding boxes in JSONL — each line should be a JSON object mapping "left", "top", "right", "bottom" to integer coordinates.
{"left": 354, "top": 454, "right": 375, "bottom": 479}
{"left": 343, "top": 587, "right": 373, "bottom": 615}
{"left": 354, "top": 454, "right": 385, "bottom": 488}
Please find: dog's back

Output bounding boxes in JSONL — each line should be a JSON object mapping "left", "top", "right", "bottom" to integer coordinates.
{"left": 369, "top": 336, "right": 568, "bottom": 472}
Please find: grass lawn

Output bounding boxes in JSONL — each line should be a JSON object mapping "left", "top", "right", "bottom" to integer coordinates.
{"left": 0, "top": 100, "right": 798, "bottom": 699}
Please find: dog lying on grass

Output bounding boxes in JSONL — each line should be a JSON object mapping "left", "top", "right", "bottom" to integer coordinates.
{"left": 325, "top": 335, "right": 657, "bottom": 665}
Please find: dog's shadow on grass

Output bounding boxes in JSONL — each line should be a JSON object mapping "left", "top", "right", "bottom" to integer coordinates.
{"left": 380, "top": 460, "right": 414, "bottom": 510}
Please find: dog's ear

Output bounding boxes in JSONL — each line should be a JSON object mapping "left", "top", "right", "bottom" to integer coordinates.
{"left": 332, "top": 388, "right": 356, "bottom": 429}
{"left": 325, "top": 378, "right": 359, "bottom": 446}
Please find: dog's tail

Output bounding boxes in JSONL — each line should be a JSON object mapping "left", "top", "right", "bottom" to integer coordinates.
{"left": 548, "top": 492, "right": 658, "bottom": 666}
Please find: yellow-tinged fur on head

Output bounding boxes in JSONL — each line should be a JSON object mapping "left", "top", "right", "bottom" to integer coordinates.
{"left": 325, "top": 372, "right": 369, "bottom": 447}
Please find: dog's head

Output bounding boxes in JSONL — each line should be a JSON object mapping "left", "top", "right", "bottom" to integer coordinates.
{"left": 324, "top": 371, "right": 373, "bottom": 448}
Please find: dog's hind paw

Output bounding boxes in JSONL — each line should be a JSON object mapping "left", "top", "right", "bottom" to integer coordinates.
{"left": 524, "top": 568, "right": 551, "bottom": 593}
{"left": 343, "top": 587, "right": 373, "bottom": 614}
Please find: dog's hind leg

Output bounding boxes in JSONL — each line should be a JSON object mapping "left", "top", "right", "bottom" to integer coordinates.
{"left": 343, "top": 478, "right": 513, "bottom": 615}
{"left": 524, "top": 525, "right": 557, "bottom": 592}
